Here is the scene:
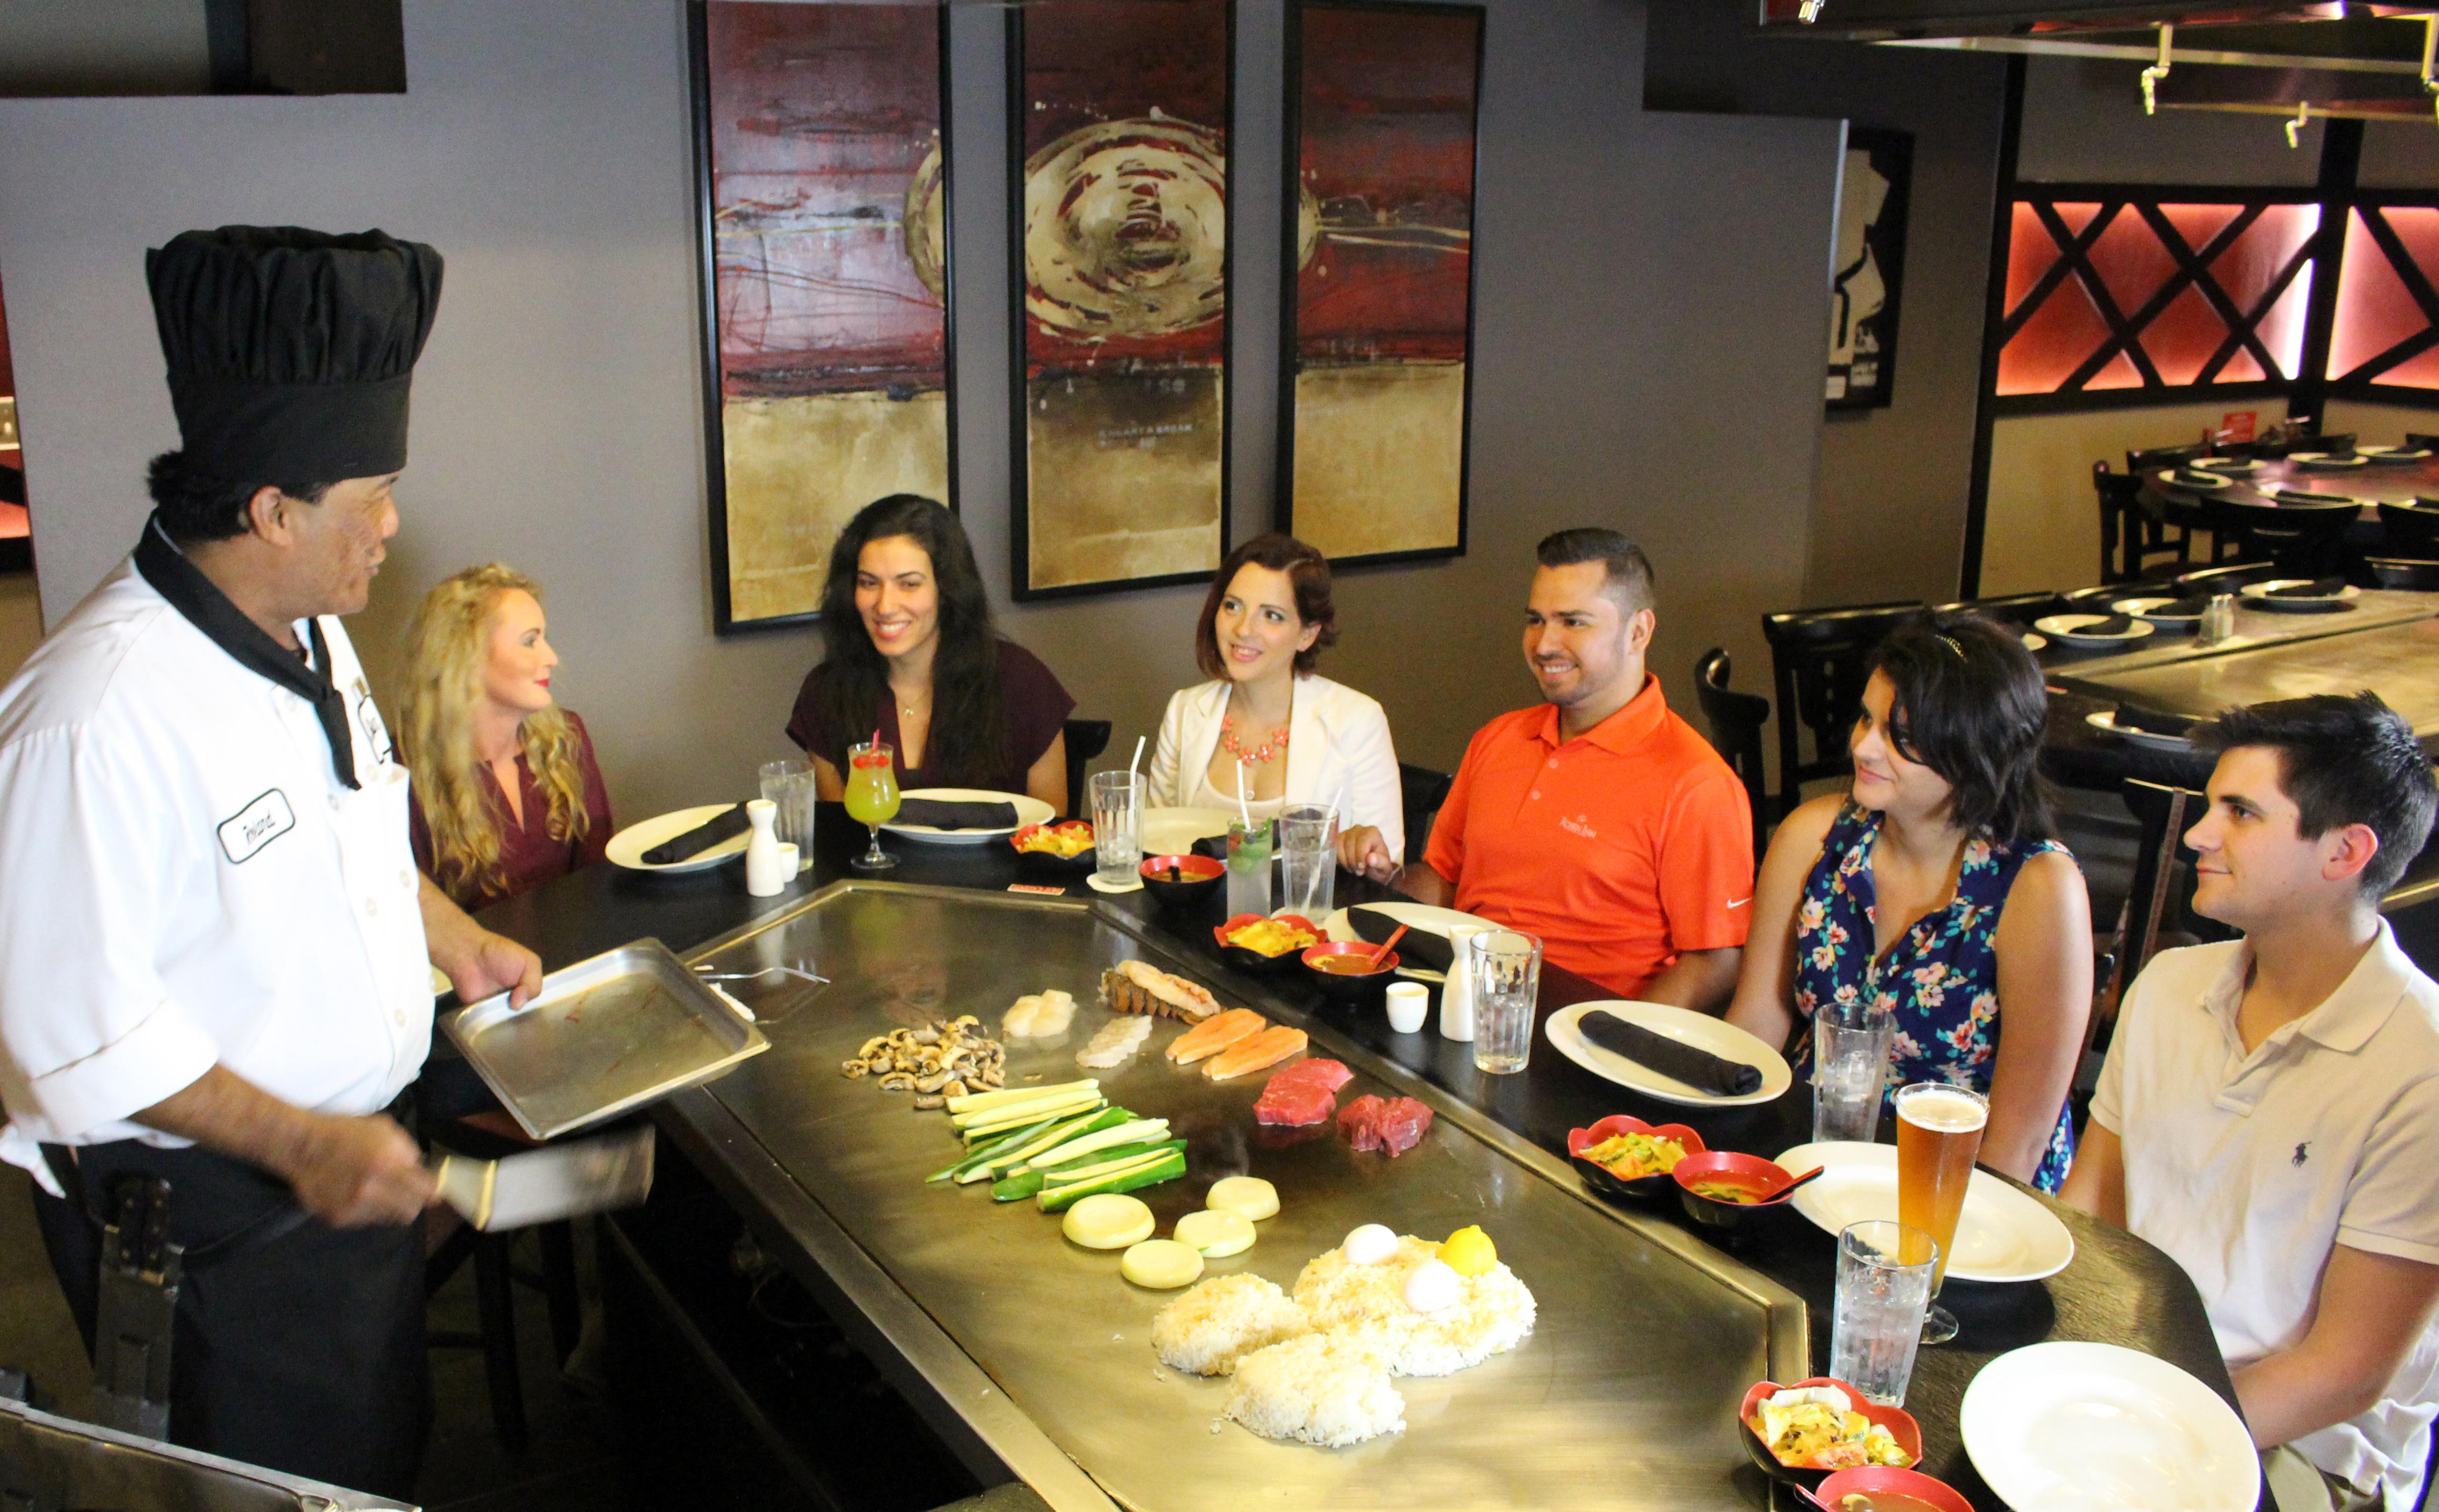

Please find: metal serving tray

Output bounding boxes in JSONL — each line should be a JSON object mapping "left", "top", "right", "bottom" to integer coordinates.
{"left": 439, "top": 938, "right": 768, "bottom": 1141}
{"left": 0, "top": 1396, "right": 414, "bottom": 1510}
{"left": 679, "top": 882, "right": 1805, "bottom": 1512}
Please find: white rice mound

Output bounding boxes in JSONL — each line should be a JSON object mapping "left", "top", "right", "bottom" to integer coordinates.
{"left": 1292, "top": 1235, "right": 1539, "bottom": 1377}
{"left": 1151, "top": 1274, "right": 1312, "bottom": 1377}
{"left": 1222, "top": 1333, "right": 1407, "bottom": 1448}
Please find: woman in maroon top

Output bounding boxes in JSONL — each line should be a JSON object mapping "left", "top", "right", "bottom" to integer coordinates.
{"left": 787, "top": 495, "right": 1075, "bottom": 811}
{"left": 399, "top": 564, "right": 614, "bottom": 912}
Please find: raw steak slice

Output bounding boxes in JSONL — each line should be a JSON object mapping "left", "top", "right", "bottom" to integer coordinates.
{"left": 1253, "top": 1059, "right": 1351, "bottom": 1126}
{"left": 1338, "top": 1094, "right": 1433, "bottom": 1156}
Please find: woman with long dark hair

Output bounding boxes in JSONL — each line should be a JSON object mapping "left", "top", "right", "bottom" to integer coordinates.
{"left": 1724, "top": 612, "right": 2092, "bottom": 1190}
{"left": 786, "top": 495, "right": 1073, "bottom": 811}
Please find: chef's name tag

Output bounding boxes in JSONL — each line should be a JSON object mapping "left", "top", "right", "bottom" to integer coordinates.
{"left": 217, "top": 788, "right": 296, "bottom": 863}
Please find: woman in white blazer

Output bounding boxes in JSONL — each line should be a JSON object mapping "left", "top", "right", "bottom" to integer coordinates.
{"left": 1148, "top": 534, "right": 1404, "bottom": 856}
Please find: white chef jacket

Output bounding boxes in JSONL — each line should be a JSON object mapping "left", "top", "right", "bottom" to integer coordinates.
{"left": 0, "top": 550, "right": 433, "bottom": 1195}
{"left": 2093, "top": 925, "right": 2439, "bottom": 1510}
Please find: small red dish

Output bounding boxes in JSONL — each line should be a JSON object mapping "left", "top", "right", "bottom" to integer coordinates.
{"left": 1815, "top": 1465, "right": 1973, "bottom": 1512}
{"left": 1736, "top": 1377, "right": 1922, "bottom": 1489}
{"left": 1298, "top": 941, "right": 1400, "bottom": 1003}
{"left": 1673, "top": 1150, "right": 1806, "bottom": 1234}
{"left": 1213, "top": 912, "right": 1322, "bottom": 974}
{"left": 1008, "top": 821, "right": 1096, "bottom": 873}
{"left": 1565, "top": 1115, "right": 1708, "bottom": 1202}
{"left": 1138, "top": 853, "right": 1224, "bottom": 909}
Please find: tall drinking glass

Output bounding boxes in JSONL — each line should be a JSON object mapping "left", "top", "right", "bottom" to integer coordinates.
{"left": 1894, "top": 1081, "right": 1989, "bottom": 1344}
{"left": 845, "top": 740, "right": 900, "bottom": 871}
{"left": 1829, "top": 1220, "right": 1938, "bottom": 1407}
{"left": 1226, "top": 820, "right": 1272, "bottom": 917}
{"left": 1811, "top": 1002, "right": 1897, "bottom": 1145}
{"left": 759, "top": 758, "right": 817, "bottom": 872}
{"left": 1468, "top": 929, "right": 1542, "bottom": 1074}
{"left": 1278, "top": 804, "right": 1338, "bottom": 919}
{"left": 1089, "top": 770, "right": 1143, "bottom": 888}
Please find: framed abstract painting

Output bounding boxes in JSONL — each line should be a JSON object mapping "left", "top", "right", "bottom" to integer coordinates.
{"left": 1008, "top": 0, "right": 1233, "bottom": 600}
{"left": 1278, "top": 0, "right": 1482, "bottom": 566}
{"left": 690, "top": 0, "right": 954, "bottom": 632}
{"left": 1826, "top": 127, "right": 1910, "bottom": 411}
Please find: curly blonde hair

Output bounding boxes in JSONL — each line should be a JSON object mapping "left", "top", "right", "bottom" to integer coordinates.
{"left": 398, "top": 564, "right": 592, "bottom": 903}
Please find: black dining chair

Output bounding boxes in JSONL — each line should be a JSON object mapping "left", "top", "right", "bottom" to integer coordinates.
{"left": 2253, "top": 430, "right": 2355, "bottom": 459}
{"left": 2363, "top": 558, "right": 2439, "bottom": 592}
{"left": 1062, "top": 717, "right": 1111, "bottom": 819}
{"left": 2110, "top": 779, "right": 2240, "bottom": 1012}
{"left": 1694, "top": 648, "right": 1771, "bottom": 857}
{"left": 2125, "top": 443, "right": 2205, "bottom": 475}
{"left": 2171, "top": 560, "right": 2287, "bottom": 596}
{"left": 1761, "top": 600, "right": 1925, "bottom": 821}
{"left": 1397, "top": 761, "right": 1453, "bottom": 866}
{"left": 2192, "top": 495, "right": 2358, "bottom": 577}
{"left": 2092, "top": 463, "right": 2191, "bottom": 583}
{"left": 2378, "top": 499, "right": 2439, "bottom": 559}
{"left": 2407, "top": 432, "right": 2439, "bottom": 453}
{"left": 1934, "top": 590, "right": 2064, "bottom": 629}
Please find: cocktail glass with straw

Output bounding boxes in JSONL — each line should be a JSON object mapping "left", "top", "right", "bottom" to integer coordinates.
{"left": 845, "top": 738, "right": 900, "bottom": 871}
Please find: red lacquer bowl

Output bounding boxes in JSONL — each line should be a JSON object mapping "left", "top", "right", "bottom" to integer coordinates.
{"left": 1737, "top": 1376, "right": 1923, "bottom": 1489}
{"left": 1815, "top": 1466, "right": 1973, "bottom": 1512}
{"left": 1213, "top": 912, "right": 1321, "bottom": 974}
{"left": 1673, "top": 1150, "right": 1808, "bottom": 1235}
{"left": 1565, "top": 1114, "right": 1708, "bottom": 1202}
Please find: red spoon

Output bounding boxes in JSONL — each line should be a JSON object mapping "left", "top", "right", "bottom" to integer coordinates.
{"left": 1370, "top": 924, "right": 1410, "bottom": 967}
{"left": 1777, "top": 1165, "right": 1828, "bottom": 1198}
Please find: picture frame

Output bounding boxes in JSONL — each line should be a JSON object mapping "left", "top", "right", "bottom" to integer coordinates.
{"left": 1007, "top": 0, "right": 1234, "bottom": 601}
{"left": 689, "top": 0, "right": 957, "bottom": 633}
{"left": 1826, "top": 126, "right": 1911, "bottom": 412}
{"left": 1277, "top": 0, "right": 1483, "bottom": 568}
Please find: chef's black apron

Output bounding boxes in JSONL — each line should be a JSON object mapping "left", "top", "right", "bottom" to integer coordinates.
{"left": 30, "top": 1106, "right": 430, "bottom": 1500}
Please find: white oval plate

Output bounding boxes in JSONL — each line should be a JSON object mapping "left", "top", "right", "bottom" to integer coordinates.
{"left": 2286, "top": 451, "right": 2367, "bottom": 468}
{"left": 1772, "top": 1140, "right": 2075, "bottom": 1282}
{"left": 2034, "top": 613, "right": 2156, "bottom": 647}
{"left": 1322, "top": 900, "right": 1493, "bottom": 984}
{"left": 1548, "top": 1001, "right": 1792, "bottom": 1108}
{"left": 1961, "top": 1342, "right": 2258, "bottom": 1512}
{"left": 880, "top": 787, "right": 1052, "bottom": 844}
{"left": 2021, "top": 631, "right": 2047, "bottom": 652}
{"left": 2084, "top": 709, "right": 2194, "bottom": 751}
{"left": 2109, "top": 596, "right": 2202, "bottom": 626}
{"left": 2164, "top": 469, "right": 2238, "bottom": 491}
{"left": 607, "top": 803, "right": 750, "bottom": 873}
{"left": 2359, "top": 445, "right": 2431, "bottom": 461}
{"left": 2186, "top": 456, "right": 2259, "bottom": 472}
{"left": 2240, "top": 579, "right": 2359, "bottom": 607}
{"left": 1139, "top": 805, "right": 1239, "bottom": 858}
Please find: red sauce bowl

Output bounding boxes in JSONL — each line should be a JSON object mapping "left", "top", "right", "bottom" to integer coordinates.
{"left": 1736, "top": 1377, "right": 1923, "bottom": 1488}
{"left": 1815, "top": 1466, "right": 1973, "bottom": 1512}
{"left": 1672, "top": 1150, "right": 1807, "bottom": 1234}
{"left": 1138, "top": 853, "right": 1223, "bottom": 909}
{"left": 1298, "top": 941, "right": 1400, "bottom": 1003}
{"left": 1213, "top": 913, "right": 1321, "bottom": 973}
{"left": 1565, "top": 1114, "right": 1708, "bottom": 1202}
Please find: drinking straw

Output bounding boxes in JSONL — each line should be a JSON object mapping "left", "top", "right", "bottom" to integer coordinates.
{"left": 1129, "top": 734, "right": 1146, "bottom": 779}
{"left": 1234, "top": 759, "right": 1254, "bottom": 833}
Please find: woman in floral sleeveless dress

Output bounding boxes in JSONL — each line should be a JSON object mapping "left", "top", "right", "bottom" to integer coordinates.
{"left": 1725, "top": 614, "right": 2091, "bottom": 1191}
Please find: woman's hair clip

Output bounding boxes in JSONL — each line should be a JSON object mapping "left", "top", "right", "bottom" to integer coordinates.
{"left": 1937, "top": 634, "right": 1965, "bottom": 659}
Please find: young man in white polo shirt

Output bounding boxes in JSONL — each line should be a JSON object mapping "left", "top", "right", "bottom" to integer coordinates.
{"left": 2063, "top": 692, "right": 2439, "bottom": 1512}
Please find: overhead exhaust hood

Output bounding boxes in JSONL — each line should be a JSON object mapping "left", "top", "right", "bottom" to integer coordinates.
{"left": 1754, "top": 1, "right": 2439, "bottom": 123}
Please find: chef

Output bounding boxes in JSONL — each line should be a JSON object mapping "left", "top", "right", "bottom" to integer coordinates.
{"left": 0, "top": 226, "right": 542, "bottom": 1497}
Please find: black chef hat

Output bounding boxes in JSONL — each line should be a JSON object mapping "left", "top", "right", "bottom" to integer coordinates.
{"left": 147, "top": 225, "right": 444, "bottom": 485}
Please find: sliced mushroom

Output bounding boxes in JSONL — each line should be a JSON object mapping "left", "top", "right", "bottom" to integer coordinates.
{"left": 878, "top": 1071, "right": 917, "bottom": 1092}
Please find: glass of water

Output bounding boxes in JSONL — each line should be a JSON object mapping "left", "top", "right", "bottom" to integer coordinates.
{"left": 1829, "top": 1219, "right": 1938, "bottom": 1406}
{"left": 1811, "top": 1001, "right": 1897, "bottom": 1145}
{"left": 1468, "top": 929, "right": 1542, "bottom": 1074}
{"left": 1277, "top": 804, "right": 1338, "bottom": 919}
{"left": 758, "top": 758, "right": 817, "bottom": 872}
{"left": 1088, "top": 770, "right": 1142, "bottom": 887}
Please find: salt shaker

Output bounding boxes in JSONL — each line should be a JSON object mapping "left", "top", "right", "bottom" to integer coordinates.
{"left": 2201, "top": 593, "right": 2237, "bottom": 644}
{"left": 1440, "top": 923, "right": 1483, "bottom": 1042}
{"left": 745, "top": 799, "right": 787, "bottom": 896}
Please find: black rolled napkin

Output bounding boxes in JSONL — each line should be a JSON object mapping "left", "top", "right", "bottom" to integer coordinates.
{"left": 1349, "top": 906, "right": 1454, "bottom": 973}
{"left": 1579, "top": 1011, "right": 1763, "bottom": 1096}
{"left": 2073, "top": 614, "right": 2136, "bottom": 636}
{"left": 2144, "top": 597, "right": 2207, "bottom": 618}
{"left": 2112, "top": 703, "right": 2194, "bottom": 737}
{"left": 641, "top": 803, "right": 748, "bottom": 864}
{"left": 2267, "top": 576, "right": 2348, "bottom": 598}
{"left": 893, "top": 798, "right": 1020, "bottom": 830}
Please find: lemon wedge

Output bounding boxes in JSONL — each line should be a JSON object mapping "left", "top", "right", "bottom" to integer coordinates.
{"left": 1438, "top": 1224, "right": 1496, "bottom": 1277}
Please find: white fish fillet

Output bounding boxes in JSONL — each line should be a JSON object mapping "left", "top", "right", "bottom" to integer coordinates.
{"left": 1077, "top": 1015, "right": 1153, "bottom": 1069}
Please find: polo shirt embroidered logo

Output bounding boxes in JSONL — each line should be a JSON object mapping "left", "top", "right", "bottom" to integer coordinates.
{"left": 1559, "top": 813, "right": 1599, "bottom": 840}
{"left": 2293, "top": 1141, "right": 2310, "bottom": 1167}
{"left": 217, "top": 789, "right": 297, "bottom": 864}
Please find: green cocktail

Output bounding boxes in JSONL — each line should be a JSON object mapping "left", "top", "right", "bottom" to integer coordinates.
{"left": 847, "top": 741, "right": 900, "bottom": 870}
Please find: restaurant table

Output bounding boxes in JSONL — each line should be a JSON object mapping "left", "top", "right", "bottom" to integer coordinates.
{"left": 2139, "top": 450, "right": 2439, "bottom": 533}
{"left": 473, "top": 803, "right": 2268, "bottom": 1512}
{"left": 2036, "top": 589, "right": 2439, "bottom": 794}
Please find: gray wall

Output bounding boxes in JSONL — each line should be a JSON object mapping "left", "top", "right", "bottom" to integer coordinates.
{"left": 1647, "top": 7, "right": 2008, "bottom": 607}
{"left": 0, "top": 0, "right": 210, "bottom": 96}
{"left": 0, "top": 0, "right": 1839, "bottom": 820}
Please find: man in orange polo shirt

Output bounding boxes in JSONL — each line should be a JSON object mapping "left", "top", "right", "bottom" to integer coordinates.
{"left": 1339, "top": 529, "right": 1753, "bottom": 1006}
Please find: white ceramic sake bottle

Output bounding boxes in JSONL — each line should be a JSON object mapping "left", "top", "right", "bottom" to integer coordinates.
{"left": 744, "top": 799, "right": 787, "bottom": 897}
{"left": 1439, "top": 923, "right": 1483, "bottom": 1042}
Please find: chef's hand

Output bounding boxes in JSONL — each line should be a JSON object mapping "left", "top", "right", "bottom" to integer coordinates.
{"left": 1338, "top": 825, "right": 1398, "bottom": 883}
{"left": 287, "top": 1112, "right": 434, "bottom": 1227}
{"left": 418, "top": 873, "right": 545, "bottom": 1009}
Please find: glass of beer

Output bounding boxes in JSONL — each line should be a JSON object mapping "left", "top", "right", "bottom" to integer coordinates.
{"left": 1893, "top": 1080, "right": 1988, "bottom": 1345}
{"left": 845, "top": 740, "right": 901, "bottom": 871}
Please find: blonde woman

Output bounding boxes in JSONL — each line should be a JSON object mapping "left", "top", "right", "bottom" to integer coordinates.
{"left": 399, "top": 564, "right": 612, "bottom": 912}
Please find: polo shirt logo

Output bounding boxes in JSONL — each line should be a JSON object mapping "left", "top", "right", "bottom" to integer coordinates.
{"left": 1559, "top": 813, "right": 1599, "bottom": 840}
{"left": 2292, "top": 1141, "right": 2310, "bottom": 1167}
{"left": 217, "top": 789, "right": 296, "bottom": 864}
